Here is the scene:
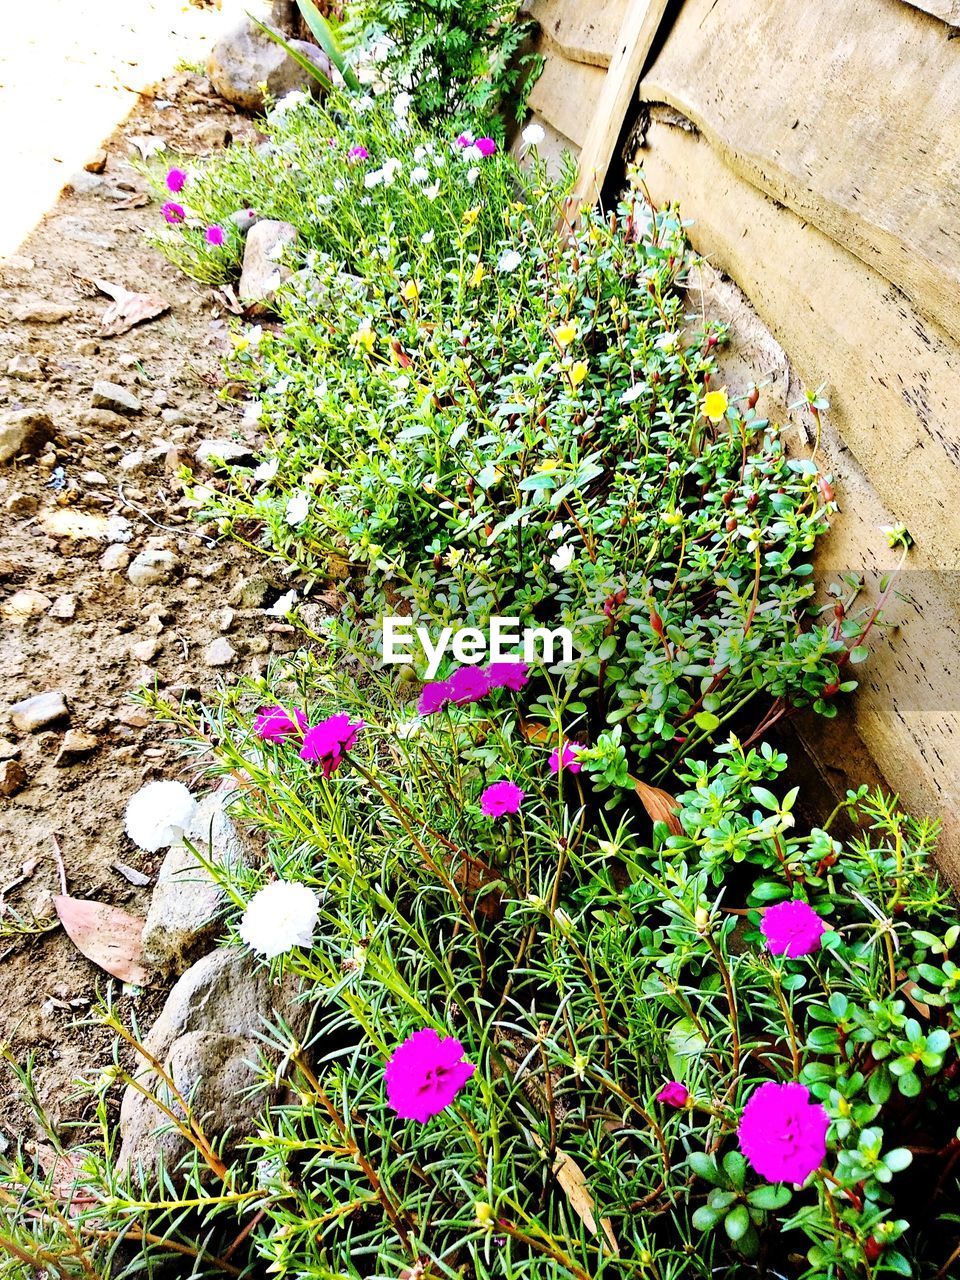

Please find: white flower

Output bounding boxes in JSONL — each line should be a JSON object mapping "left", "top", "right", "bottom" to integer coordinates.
{"left": 548, "top": 521, "right": 568, "bottom": 541}
{"left": 333, "top": 177, "right": 345, "bottom": 193}
{"left": 267, "top": 588, "right": 298, "bottom": 617}
{"left": 238, "top": 881, "right": 321, "bottom": 959}
{"left": 550, "top": 543, "right": 575, "bottom": 572}
{"left": 382, "top": 157, "right": 402, "bottom": 185}
{"left": 245, "top": 324, "right": 263, "bottom": 346}
{"left": 467, "top": 167, "right": 481, "bottom": 187}
{"left": 285, "top": 492, "right": 310, "bottom": 526}
{"left": 497, "top": 249, "right": 522, "bottom": 273}
{"left": 393, "top": 91, "right": 411, "bottom": 119}
{"left": 410, "top": 165, "right": 430, "bottom": 184}
{"left": 619, "top": 384, "right": 643, "bottom": 405}
{"left": 424, "top": 181, "right": 441, "bottom": 201}
{"left": 462, "top": 144, "right": 483, "bottom": 164}
{"left": 254, "top": 456, "right": 279, "bottom": 484}
{"left": 355, "top": 94, "right": 375, "bottom": 114}
{"left": 522, "top": 122, "right": 545, "bottom": 147}
{"left": 420, "top": 229, "right": 435, "bottom": 244}
{"left": 414, "top": 145, "right": 429, "bottom": 161}
{"left": 364, "top": 169, "right": 383, "bottom": 189}
{"left": 124, "top": 781, "right": 197, "bottom": 853}
{"left": 242, "top": 400, "right": 263, "bottom": 427}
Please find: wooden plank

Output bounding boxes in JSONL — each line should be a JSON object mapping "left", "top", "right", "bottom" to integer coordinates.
{"left": 566, "top": 0, "right": 672, "bottom": 220}
{"left": 523, "top": 0, "right": 630, "bottom": 67}
{"left": 639, "top": 0, "right": 960, "bottom": 343}
{"left": 903, "top": 0, "right": 960, "bottom": 25}
{"left": 638, "top": 116, "right": 960, "bottom": 876}
{"left": 527, "top": 55, "right": 607, "bottom": 149}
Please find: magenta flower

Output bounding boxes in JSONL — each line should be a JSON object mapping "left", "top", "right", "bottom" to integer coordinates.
{"left": 418, "top": 680, "right": 453, "bottom": 716}
{"left": 165, "top": 167, "right": 187, "bottom": 194}
{"left": 205, "top": 224, "right": 225, "bottom": 246}
{"left": 657, "top": 1081, "right": 690, "bottom": 1109}
{"left": 761, "top": 900, "right": 826, "bottom": 959}
{"left": 253, "top": 705, "right": 308, "bottom": 742}
{"left": 348, "top": 145, "right": 369, "bottom": 162}
{"left": 300, "top": 712, "right": 364, "bottom": 777}
{"left": 161, "top": 201, "right": 185, "bottom": 224}
{"left": 738, "top": 1081, "right": 829, "bottom": 1184}
{"left": 549, "top": 742, "right": 582, "bottom": 774}
{"left": 455, "top": 132, "right": 474, "bottom": 148}
{"left": 384, "top": 1027, "right": 475, "bottom": 1123}
{"left": 448, "top": 665, "right": 491, "bottom": 706}
{"left": 475, "top": 137, "right": 497, "bottom": 157}
{"left": 485, "top": 660, "right": 529, "bottom": 691}
{"left": 480, "top": 780, "right": 524, "bottom": 818}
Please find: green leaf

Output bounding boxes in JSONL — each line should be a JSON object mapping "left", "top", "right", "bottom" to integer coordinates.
{"left": 691, "top": 1205, "right": 721, "bottom": 1232}
{"left": 295, "top": 0, "right": 362, "bottom": 90}
{"left": 694, "top": 711, "right": 721, "bottom": 733}
{"left": 883, "top": 1148, "right": 913, "bottom": 1173}
{"left": 722, "top": 1151, "right": 747, "bottom": 1190}
{"left": 747, "top": 1184, "right": 792, "bottom": 1211}
{"left": 250, "top": 16, "right": 333, "bottom": 91}
{"left": 688, "top": 1151, "right": 722, "bottom": 1184}
{"left": 724, "top": 1204, "right": 751, "bottom": 1242}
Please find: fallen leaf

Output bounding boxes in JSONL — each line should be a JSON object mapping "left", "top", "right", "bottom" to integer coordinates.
{"left": 111, "top": 193, "right": 150, "bottom": 210}
{"left": 54, "top": 895, "right": 148, "bottom": 984}
{"left": 127, "top": 134, "right": 167, "bottom": 160}
{"left": 95, "top": 278, "right": 170, "bottom": 336}
{"left": 111, "top": 860, "right": 152, "bottom": 888}
{"left": 530, "top": 1133, "right": 620, "bottom": 1256}
{"left": 634, "top": 777, "right": 683, "bottom": 836}
{"left": 36, "top": 1147, "right": 99, "bottom": 1216}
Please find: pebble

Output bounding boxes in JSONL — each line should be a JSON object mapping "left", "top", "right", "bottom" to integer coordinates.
{"left": 195, "top": 439, "right": 256, "bottom": 469}
{"left": 81, "top": 470, "right": 108, "bottom": 485}
{"left": 3, "top": 589, "right": 53, "bottom": 621}
{"left": 75, "top": 339, "right": 100, "bottom": 356}
{"left": 204, "top": 637, "right": 236, "bottom": 667}
{"left": 91, "top": 381, "right": 141, "bottom": 416}
{"left": 100, "top": 543, "right": 132, "bottom": 573}
{"left": 116, "top": 706, "right": 152, "bottom": 729}
{"left": 132, "top": 637, "right": 160, "bottom": 662}
{"left": 144, "top": 614, "right": 165, "bottom": 635}
{"left": 7, "top": 354, "right": 43, "bottom": 381}
{"left": 49, "top": 594, "right": 77, "bottom": 620}
{"left": 9, "top": 690, "right": 70, "bottom": 732}
{"left": 0, "top": 409, "right": 55, "bottom": 464}
{"left": 231, "top": 575, "right": 271, "bottom": 608}
{"left": 161, "top": 409, "right": 197, "bottom": 427}
{"left": 54, "top": 729, "right": 99, "bottom": 766}
{"left": 218, "top": 607, "right": 235, "bottom": 632}
{"left": 12, "top": 301, "right": 75, "bottom": 324}
{"left": 128, "top": 549, "right": 179, "bottom": 587}
{"left": 0, "top": 737, "right": 21, "bottom": 760}
{"left": 85, "top": 149, "right": 108, "bottom": 174}
{"left": 6, "top": 492, "right": 39, "bottom": 517}
{"left": 0, "top": 760, "right": 28, "bottom": 797}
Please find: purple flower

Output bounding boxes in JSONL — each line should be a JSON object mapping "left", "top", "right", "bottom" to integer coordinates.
{"left": 485, "top": 661, "right": 529, "bottom": 691}
{"left": 418, "top": 680, "right": 453, "bottom": 716}
{"left": 448, "top": 665, "right": 491, "bottom": 706}
{"left": 738, "top": 1081, "right": 829, "bottom": 1184}
{"left": 549, "top": 742, "right": 582, "bottom": 774}
{"left": 205, "top": 224, "right": 225, "bottom": 247}
{"left": 657, "top": 1081, "right": 690, "bottom": 1109}
{"left": 384, "top": 1028, "right": 475, "bottom": 1123}
{"left": 761, "top": 900, "right": 826, "bottom": 959}
{"left": 480, "top": 780, "right": 524, "bottom": 818}
{"left": 300, "top": 712, "right": 364, "bottom": 777}
{"left": 161, "top": 201, "right": 185, "bottom": 224}
{"left": 455, "top": 132, "right": 474, "bottom": 148}
{"left": 165, "top": 167, "right": 187, "bottom": 194}
{"left": 348, "top": 145, "right": 369, "bottom": 162}
{"left": 253, "top": 705, "right": 308, "bottom": 743}
{"left": 475, "top": 137, "right": 497, "bottom": 157}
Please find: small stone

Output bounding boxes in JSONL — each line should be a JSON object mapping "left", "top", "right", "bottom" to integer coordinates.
{"left": 75, "top": 339, "right": 100, "bottom": 356}
{"left": 0, "top": 737, "right": 20, "bottom": 760}
{"left": 161, "top": 408, "right": 196, "bottom": 427}
{"left": 231, "top": 574, "right": 271, "bottom": 608}
{"left": 238, "top": 219, "right": 298, "bottom": 311}
{"left": 6, "top": 491, "right": 39, "bottom": 517}
{"left": 9, "top": 690, "right": 69, "bottom": 733}
{"left": 49, "top": 594, "right": 77, "bottom": 619}
{"left": 132, "top": 637, "right": 160, "bottom": 662}
{"left": 82, "top": 470, "right": 108, "bottom": 485}
{"left": 65, "top": 171, "right": 105, "bottom": 196}
{"left": 12, "top": 301, "right": 75, "bottom": 324}
{"left": 119, "top": 445, "right": 169, "bottom": 476}
{"left": 55, "top": 729, "right": 99, "bottom": 766}
{"left": 204, "top": 637, "right": 236, "bottom": 667}
{"left": 0, "top": 409, "right": 55, "bottom": 464}
{"left": 3, "top": 589, "right": 53, "bottom": 621}
{"left": 101, "top": 543, "right": 132, "bottom": 572}
{"left": 91, "top": 381, "right": 141, "bottom": 416}
{"left": 144, "top": 614, "right": 165, "bottom": 635}
{"left": 78, "top": 408, "right": 130, "bottom": 430}
{"left": 206, "top": 18, "right": 331, "bottom": 113}
{"left": 85, "top": 149, "right": 108, "bottom": 174}
{"left": 128, "top": 549, "right": 179, "bottom": 587}
{"left": 218, "top": 607, "right": 235, "bottom": 633}
{"left": 7, "top": 353, "right": 42, "bottom": 381}
{"left": 195, "top": 439, "right": 256, "bottom": 469}
{"left": 0, "top": 760, "right": 27, "bottom": 796}
{"left": 117, "top": 705, "right": 152, "bottom": 728}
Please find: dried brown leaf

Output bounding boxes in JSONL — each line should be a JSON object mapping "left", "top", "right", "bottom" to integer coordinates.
{"left": 95, "top": 278, "right": 170, "bottom": 336}
{"left": 530, "top": 1132, "right": 620, "bottom": 1255}
{"left": 53, "top": 894, "right": 148, "bottom": 984}
{"left": 634, "top": 777, "right": 683, "bottom": 835}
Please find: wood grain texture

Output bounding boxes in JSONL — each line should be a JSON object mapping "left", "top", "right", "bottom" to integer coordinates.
{"left": 639, "top": 117, "right": 960, "bottom": 876}
{"left": 904, "top": 0, "right": 960, "bottom": 24}
{"left": 523, "top": 0, "right": 629, "bottom": 66}
{"left": 639, "top": 0, "right": 960, "bottom": 343}
{"left": 527, "top": 54, "right": 606, "bottom": 149}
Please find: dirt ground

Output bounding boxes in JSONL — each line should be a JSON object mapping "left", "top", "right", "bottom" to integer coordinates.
{"left": 0, "top": 68, "right": 288, "bottom": 1141}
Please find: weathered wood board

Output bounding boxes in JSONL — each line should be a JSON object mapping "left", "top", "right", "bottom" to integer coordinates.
{"left": 526, "top": 52, "right": 606, "bottom": 149}
{"left": 638, "top": 0, "right": 960, "bottom": 344}
{"left": 523, "top": 0, "right": 630, "bottom": 66}
{"left": 637, "top": 115, "right": 960, "bottom": 874}
{"left": 906, "top": 0, "right": 960, "bottom": 24}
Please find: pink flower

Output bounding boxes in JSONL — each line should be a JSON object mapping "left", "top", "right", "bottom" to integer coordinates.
{"left": 455, "top": 132, "right": 474, "bottom": 148}
{"left": 657, "top": 1081, "right": 690, "bottom": 1109}
{"left": 418, "top": 680, "right": 452, "bottom": 716}
{"left": 448, "top": 665, "right": 491, "bottom": 706}
{"left": 165, "top": 167, "right": 187, "bottom": 193}
{"left": 475, "top": 137, "right": 497, "bottom": 157}
{"left": 161, "top": 202, "right": 185, "bottom": 224}
{"left": 738, "top": 1081, "right": 829, "bottom": 1184}
{"left": 348, "top": 145, "right": 369, "bottom": 162}
{"left": 384, "top": 1027, "right": 475, "bottom": 1123}
{"left": 480, "top": 780, "right": 524, "bottom": 817}
{"left": 485, "top": 661, "right": 529, "bottom": 691}
{"left": 253, "top": 705, "right": 308, "bottom": 743}
{"left": 300, "top": 713, "right": 364, "bottom": 777}
{"left": 549, "top": 742, "right": 582, "bottom": 774}
{"left": 761, "top": 900, "right": 826, "bottom": 959}
{"left": 205, "top": 224, "right": 225, "bottom": 246}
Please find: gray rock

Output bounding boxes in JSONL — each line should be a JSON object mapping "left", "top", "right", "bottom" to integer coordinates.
{"left": 9, "top": 690, "right": 69, "bottom": 733}
{"left": 238, "top": 219, "right": 297, "bottom": 310}
{"left": 141, "top": 791, "right": 258, "bottom": 973}
{"left": 231, "top": 575, "right": 272, "bottom": 608}
{"left": 119, "top": 446, "right": 169, "bottom": 476}
{"left": 206, "top": 16, "right": 331, "bottom": 112}
{"left": 195, "top": 439, "right": 256, "bottom": 470}
{"left": 128, "top": 549, "right": 179, "bottom": 588}
{"left": 0, "top": 410, "right": 54, "bottom": 464}
{"left": 91, "top": 381, "right": 141, "bottom": 416}
{"left": 7, "top": 353, "right": 43, "bottom": 381}
{"left": 101, "top": 543, "right": 132, "bottom": 573}
{"left": 116, "top": 948, "right": 309, "bottom": 1184}
{"left": 204, "top": 637, "right": 236, "bottom": 667}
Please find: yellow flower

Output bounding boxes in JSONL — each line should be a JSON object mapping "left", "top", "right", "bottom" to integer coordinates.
{"left": 350, "top": 321, "right": 375, "bottom": 354}
{"left": 535, "top": 459, "right": 558, "bottom": 474}
{"left": 568, "top": 360, "right": 588, "bottom": 387}
{"left": 462, "top": 206, "right": 481, "bottom": 227}
{"left": 469, "top": 260, "right": 485, "bottom": 288}
{"left": 446, "top": 547, "right": 464, "bottom": 567}
{"left": 400, "top": 280, "right": 420, "bottom": 302}
{"left": 304, "top": 465, "right": 329, "bottom": 486}
{"left": 554, "top": 323, "right": 577, "bottom": 348}
{"left": 702, "top": 387, "right": 729, "bottom": 422}
{"left": 474, "top": 1201, "right": 496, "bottom": 1230}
